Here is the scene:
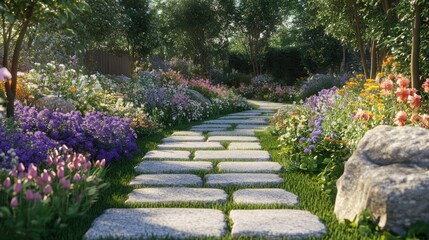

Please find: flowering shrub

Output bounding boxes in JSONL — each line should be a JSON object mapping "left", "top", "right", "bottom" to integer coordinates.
{"left": 0, "top": 145, "right": 108, "bottom": 239}
{"left": 14, "top": 103, "right": 138, "bottom": 164}
{"left": 298, "top": 73, "right": 348, "bottom": 100}
{"left": 235, "top": 82, "right": 298, "bottom": 102}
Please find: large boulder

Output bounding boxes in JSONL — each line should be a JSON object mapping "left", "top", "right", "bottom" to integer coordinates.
{"left": 36, "top": 95, "right": 76, "bottom": 113}
{"left": 187, "top": 89, "right": 211, "bottom": 106}
{"left": 335, "top": 125, "right": 429, "bottom": 235}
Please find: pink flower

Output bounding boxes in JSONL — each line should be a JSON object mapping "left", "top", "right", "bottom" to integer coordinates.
{"left": 26, "top": 190, "right": 34, "bottom": 201}
{"left": 17, "top": 163, "right": 25, "bottom": 172}
{"left": 422, "top": 79, "right": 429, "bottom": 93}
{"left": 3, "top": 177, "right": 11, "bottom": 188}
{"left": 395, "top": 87, "right": 410, "bottom": 103}
{"left": 27, "top": 163, "right": 37, "bottom": 180}
{"left": 43, "top": 184, "right": 53, "bottom": 195}
{"left": 59, "top": 177, "right": 71, "bottom": 189}
{"left": 388, "top": 73, "right": 395, "bottom": 80}
{"left": 36, "top": 177, "right": 44, "bottom": 186}
{"left": 396, "top": 76, "right": 410, "bottom": 88}
{"left": 73, "top": 173, "right": 81, "bottom": 182}
{"left": 100, "top": 159, "right": 106, "bottom": 168}
{"left": 408, "top": 93, "right": 422, "bottom": 111}
{"left": 394, "top": 111, "right": 408, "bottom": 126}
{"left": 13, "top": 181, "right": 22, "bottom": 193}
{"left": 33, "top": 192, "right": 42, "bottom": 201}
{"left": 41, "top": 170, "right": 51, "bottom": 184}
{"left": 0, "top": 67, "right": 12, "bottom": 82}
{"left": 10, "top": 197, "right": 18, "bottom": 208}
{"left": 57, "top": 166, "right": 64, "bottom": 178}
{"left": 380, "top": 79, "right": 393, "bottom": 91}
{"left": 354, "top": 109, "right": 372, "bottom": 121}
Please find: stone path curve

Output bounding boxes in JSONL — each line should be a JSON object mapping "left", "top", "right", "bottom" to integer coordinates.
{"left": 84, "top": 100, "right": 327, "bottom": 239}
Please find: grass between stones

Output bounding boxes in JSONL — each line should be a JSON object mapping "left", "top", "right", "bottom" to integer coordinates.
{"left": 53, "top": 114, "right": 372, "bottom": 240}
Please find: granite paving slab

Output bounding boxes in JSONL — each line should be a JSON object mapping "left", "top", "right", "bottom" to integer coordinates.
{"left": 192, "top": 124, "right": 232, "bottom": 128}
{"left": 161, "top": 136, "right": 206, "bottom": 142}
{"left": 204, "top": 119, "right": 267, "bottom": 125}
{"left": 205, "top": 173, "right": 283, "bottom": 187}
{"left": 208, "top": 130, "right": 255, "bottom": 136}
{"left": 230, "top": 209, "right": 326, "bottom": 238}
{"left": 171, "top": 131, "right": 203, "bottom": 136}
{"left": 190, "top": 127, "right": 230, "bottom": 131}
{"left": 235, "top": 125, "right": 269, "bottom": 130}
{"left": 194, "top": 150, "right": 270, "bottom": 161}
{"left": 135, "top": 161, "right": 212, "bottom": 173}
{"left": 219, "top": 115, "right": 261, "bottom": 119}
{"left": 143, "top": 150, "right": 191, "bottom": 161}
{"left": 233, "top": 189, "right": 299, "bottom": 205}
{"left": 84, "top": 208, "right": 227, "bottom": 239}
{"left": 158, "top": 142, "right": 224, "bottom": 150}
{"left": 217, "top": 162, "right": 281, "bottom": 172}
{"left": 207, "top": 136, "right": 259, "bottom": 142}
{"left": 227, "top": 142, "right": 262, "bottom": 150}
{"left": 129, "top": 174, "right": 202, "bottom": 187}
{"left": 126, "top": 188, "right": 227, "bottom": 204}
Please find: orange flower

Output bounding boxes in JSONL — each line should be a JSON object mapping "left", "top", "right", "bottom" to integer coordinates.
{"left": 394, "top": 111, "right": 407, "bottom": 126}
{"left": 395, "top": 87, "right": 410, "bottom": 103}
{"left": 407, "top": 93, "right": 421, "bottom": 111}
{"left": 71, "top": 87, "right": 77, "bottom": 93}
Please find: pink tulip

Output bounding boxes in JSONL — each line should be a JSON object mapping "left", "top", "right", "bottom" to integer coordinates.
{"left": 422, "top": 79, "right": 429, "bottom": 93}
{"left": 33, "top": 192, "right": 42, "bottom": 201}
{"left": 73, "top": 173, "right": 81, "bottom": 182}
{"left": 17, "top": 163, "right": 25, "bottom": 172}
{"left": 36, "top": 177, "right": 44, "bottom": 186}
{"left": 26, "top": 189, "right": 34, "bottom": 201}
{"left": 13, "top": 181, "right": 22, "bottom": 193}
{"left": 85, "top": 161, "right": 92, "bottom": 170}
{"left": 0, "top": 67, "right": 12, "bottom": 82}
{"left": 100, "top": 159, "right": 106, "bottom": 168}
{"left": 395, "top": 87, "right": 410, "bottom": 103}
{"left": 394, "top": 111, "right": 408, "bottom": 126}
{"left": 3, "top": 177, "right": 11, "bottom": 188}
{"left": 10, "top": 197, "right": 18, "bottom": 208}
{"left": 57, "top": 166, "right": 64, "bottom": 178}
{"left": 408, "top": 93, "right": 422, "bottom": 111}
{"left": 60, "top": 177, "right": 71, "bottom": 189}
{"left": 50, "top": 170, "right": 57, "bottom": 178}
{"left": 27, "top": 163, "right": 38, "bottom": 180}
{"left": 47, "top": 156, "right": 53, "bottom": 165}
{"left": 41, "top": 170, "right": 51, "bottom": 184}
{"left": 43, "top": 184, "right": 53, "bottom": 195}
{"left": 9, "top": 169, "right": 17, "bottom": 177}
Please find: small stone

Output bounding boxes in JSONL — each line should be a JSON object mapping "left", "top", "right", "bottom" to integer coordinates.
{"left": 126, "top": 188, "right": 227, "bottom": 204}
{"left": 135, "top": 161, "right": 212, "bottom": 173}
{"left": 205, "top": 173, "right": 283, "bottom": 187}
{"left": 172, "top": 131, "right": 203, "bottom": 136}
{"left": 143, "top": 150, "right": 191, "bottom": 161}
{"left": 161, "top": 136, "right": 205, "bottom": 142}
{"left": 228, "top": 142, "right": 261, "bottom": 150}
{"left": 194, "top": 150, "right": 270, "bottom": 161}
{"left": 217, "top": 162, "right": 281, "bottom": 172}
{"left": 230, "top": 209, "right": 326, "bottom": 238}
{"left": 84, "top": 208, "right": 227, "bottom": 239}
{"left": 208, "top": 130, "right": 255, "bottom": 136}
{"left": 130, "top": 174, "right": 202, "bottom": 187}
{"left": 233, "top": 189, "right": 298, "bottom": 205}
{"left": 207, "top": 136, "right": 259, "bottom": 142}
{"left": 158, "top": 142, "right": 224, "bottom": 150}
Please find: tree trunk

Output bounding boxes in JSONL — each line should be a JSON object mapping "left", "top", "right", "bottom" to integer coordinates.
{"left": 370, "top": 39, "right": 378, "bottom": 79}
{"left": 340, "top": 45, "right": 347, "bottom": 72}
{"left": 379, "top": 46, "right": 387, "bottom": 72}
{"left": 411, "top": 3, "right": 421, "bottom": 88}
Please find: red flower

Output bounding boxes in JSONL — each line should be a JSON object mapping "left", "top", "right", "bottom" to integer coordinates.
{"left": 395, "top": 87, "right": 410, "bottom": 103}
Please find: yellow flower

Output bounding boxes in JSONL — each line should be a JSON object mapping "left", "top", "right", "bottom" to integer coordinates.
{"left": 71, "top": 87, "right": 77, "bottom": 93}
{"left": 356, "top": 74, "right": 364, "bottom": 79}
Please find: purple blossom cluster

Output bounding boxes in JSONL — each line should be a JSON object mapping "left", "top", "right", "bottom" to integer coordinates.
{"left": 299, "top": 73, "right": 349, "bottom": 100}
{"left": 14, "top": 103, "right": 138, "bottom": 164}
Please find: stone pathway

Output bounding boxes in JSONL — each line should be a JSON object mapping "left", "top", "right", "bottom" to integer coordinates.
{"left": 85, "top": 100, "right": 326, "bottom": 239}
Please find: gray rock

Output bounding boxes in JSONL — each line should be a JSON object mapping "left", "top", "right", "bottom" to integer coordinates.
{"left": 84, "top": 208, "right": 227, "bottom": 239}
{"left": 217, "top": 162, "right": 281, "bottom": 173}
{"left": 194, "top": 150, "right": 271, "bottom": 161}
{"left": 135, "top": 161, "right": 212, "bottom": 173}
{"left": 129, "top": 174, "right": 202, "bottom": 187}
{"left": 228, "top": 142, "right": 261, "bottom": 150}
{"left": 36, "top": 95, "right": 76, "bottom": 113}
{"left": 205, "top": 173, "right": 283, "bottom": 187}
{"left": 335, "top": 125, "right": 429, "bottom": 235}
{"left": 207, "top": 136, "right": 259, "bottom": 142}
{"left": 230, "top": 209, "right": 326, "bottom": 238}
{"left": 161, "top": 136, "right": 205, "bottom": 142}
{"left": 143, "top": 150, "right": 191, "bottom": 161}
{"left": 172, "top": 131, "right": 203, "bottom": 136}
{"left": 126, "top": 188, "right": 227, "bottom": 204}
{"left": 158, "top": 142, "right": 224, "bottom": 150}
{"left": 208, "top": 130, "right": 255, "bottom": 136}
{"left": 233, "top": 189, "right": 298, "bottom": 205}
{"left": 187, "top": 89, "right": 211, "bottom": 105}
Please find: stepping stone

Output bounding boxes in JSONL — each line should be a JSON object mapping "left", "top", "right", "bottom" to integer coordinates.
{"left": 135, "top": 161, "right": 212, "bottom": 173}
{"left": 194, "top": 150, "right": 271, "bottom": 161}
{"left": 228, "top": 142, "right": 261, "bottom": 150}
{"left": 205, "top": 173, "right": 283, "bottom": 187}
{"left": 161, "top": 136, "right": 205, "bottom": 142}
{"left": 233, "top": 189, "right": 298, "bottom": 205}
{"left": 208, "top": 130, "right": 255, "bottom": 136}
{"left": 143, "top": 150, "right": 191, "bottom": 161}
{"left": 130, "top": 174, "right": 202, "bottom": 187}
{"left": 191, "top": 127, "right": 229, "bottom": 131}
{"left": 207, "top": 136, "right": 259, "bottom": 142}
{"left": 126, "top": 188, "right": 227, "bottom": 204}
{"left": 229, "top": 209, "right": 326, "bottom": 238}
{"left": 236, "top": 124, "right": 269, "bottom": 130}
{"left": 217, "top": 162, "right": 281, "bottom": 172}
{"left": 220, "top": 115, "right": 260, "bottom": 119}
{"left": 84, "top": 208, "right": 227, "bottom": 239}
{"left": 158, "top": 142, "right": 224, "bottom": 150}
{"left": 172, "top": 131, "right": 203, "bottom": 136}
{"left": 204, "top": 119, "right": 267, "bottom": 125}
{"left": 193, "top": 124, "right": 231, "bottom": 128}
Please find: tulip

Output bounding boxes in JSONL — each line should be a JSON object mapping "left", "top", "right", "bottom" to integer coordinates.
{"left": 17, "top": 163, "right": 25, "bottom": 172}
{"left": 73, "top": 173, "right": 81, "bottom": 182}
{"left": 57, "top": 166, "right": 64, "bottom": 178}
{"left": 60, "top": 177, "right": 71, "bottom": 189}
{"left": 41, "top": 170, "right": 51, "bottom": 184}
{"left": 10, "top": 197, "right": 18, "bottom": 208}
{"left": 43, "top": 184, "right": 53, "bottom": 195}
{"left": 33, "top": 192, "right": 42, "bottom": 201}
{"left": 13, "top": 181, "right": 22, "bottom": 193}
{"left": 26, "top": 189, "right": 34, "bottom": 201}
{"left": 3, "top": 177, "right": 11, "bottom": 188}
{"left": 27, "top": 163, "right": 38, "bottom": 180}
